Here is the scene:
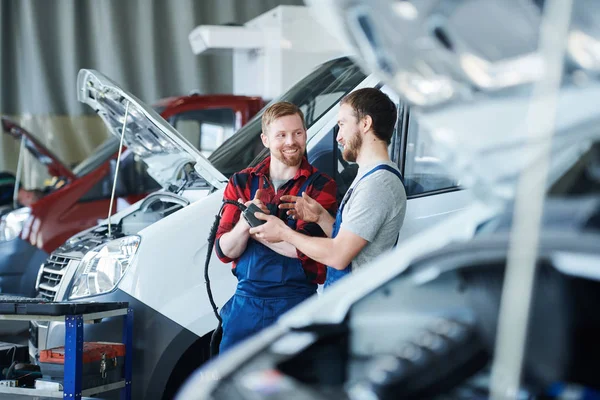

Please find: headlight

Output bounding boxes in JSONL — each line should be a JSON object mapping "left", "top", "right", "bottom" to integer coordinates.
{"left": 0, "top": 207, "right": 31, "bottom": 242}
{"left": 69, "top": 236, "right": 140, "bottom": 299}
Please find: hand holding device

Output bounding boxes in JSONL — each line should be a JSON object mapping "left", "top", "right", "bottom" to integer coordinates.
{"left": 243, "top": 203, "right": 267, "bottom": 228}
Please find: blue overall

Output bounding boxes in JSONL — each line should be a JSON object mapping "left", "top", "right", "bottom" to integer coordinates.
{"left": 324, "top": 164, "right": 404, "bottom": 288}
{"left": 219, "top": 172, "right": 321, "bottom": 353}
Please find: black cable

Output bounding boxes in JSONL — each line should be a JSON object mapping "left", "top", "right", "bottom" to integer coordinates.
{"left": 205, "top": 214, "right": 224, "bottom": 324}
{"left": 205, "top": 199, "right": 247, "bottom": 358}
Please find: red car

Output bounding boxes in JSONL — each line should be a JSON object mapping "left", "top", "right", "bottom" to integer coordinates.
{"left": 0, "top": 94, "right": 263, "bottom": 296}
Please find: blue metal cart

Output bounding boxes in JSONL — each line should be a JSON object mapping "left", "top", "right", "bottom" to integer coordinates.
{"left": 0, "top": 304, "right": 133, "bottom": 399}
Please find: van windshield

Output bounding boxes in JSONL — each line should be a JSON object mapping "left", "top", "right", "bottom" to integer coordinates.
{"left": 208, "top": 57, "right": 367, "bottom": 177}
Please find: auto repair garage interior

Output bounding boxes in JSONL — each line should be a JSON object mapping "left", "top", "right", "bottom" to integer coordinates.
{"left": 1, "top": 0, "right": 600, "bottom": 399}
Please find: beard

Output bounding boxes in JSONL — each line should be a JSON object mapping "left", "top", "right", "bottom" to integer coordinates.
{"left": 273, "top": 145, "right": 304, "bottom": 167}
{"left": 342, "top": 131, "right": 362, "bottom": 162}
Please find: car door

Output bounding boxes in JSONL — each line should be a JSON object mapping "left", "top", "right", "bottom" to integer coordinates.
{"left": 397, "top": 104, "right": 475, "bottom": 242}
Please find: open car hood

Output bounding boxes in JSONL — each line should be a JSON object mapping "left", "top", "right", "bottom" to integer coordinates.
{"left": 307, "top": 0, "right": 600, "bottom": 204}
{"left": 1, "top": 117, "right": 76, "bottom": 181}
{"left": 76, "top": 69, "right": 227, "bottom": 190}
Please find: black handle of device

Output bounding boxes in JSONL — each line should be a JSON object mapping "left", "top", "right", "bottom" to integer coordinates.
{"left": 242, "top": 203, "right": 267, "bottom": 228}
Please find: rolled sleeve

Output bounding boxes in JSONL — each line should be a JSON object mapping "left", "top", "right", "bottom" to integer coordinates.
{"left": 215, "top": 176, "right": 246, "bottom": 264}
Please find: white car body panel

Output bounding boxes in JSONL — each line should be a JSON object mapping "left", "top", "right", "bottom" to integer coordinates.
{"left": 401, "top": 189, "right": 475, "bottom": 242}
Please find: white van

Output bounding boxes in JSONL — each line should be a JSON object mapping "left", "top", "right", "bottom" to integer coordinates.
{"left": 34, "top": 57, "right": 473, "bottom": 399}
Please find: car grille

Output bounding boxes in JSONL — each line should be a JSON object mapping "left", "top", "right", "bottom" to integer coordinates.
{"left": 37, "top": 254, "right": 76, "bottom": 301}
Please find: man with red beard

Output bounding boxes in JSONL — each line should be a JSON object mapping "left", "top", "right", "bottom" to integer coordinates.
{"left": 250, "top": 88, "right": 406, "bottom": 288}
{"left": 215, "top": 102, "right": 337, "bottom": 353}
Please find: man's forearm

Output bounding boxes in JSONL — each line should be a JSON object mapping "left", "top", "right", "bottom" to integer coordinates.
{"left": 256, "top": 238, "right": 299, "bottom": 258}
{"left": 317, "top": 212, "right": 336, "bottom": 238}
{"left": 282, "top": 229, "right": 339, "bottom": 267}
{"left": 219, "top": 221, "right": 251, "bottom": 259}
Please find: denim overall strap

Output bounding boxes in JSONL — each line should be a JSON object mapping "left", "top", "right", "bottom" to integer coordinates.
{"left": 220, "top": 172, "right": 321, "bottom": 353}
{"left": 324, "top": 164, "right": 404, "bottom": 288}
{"left": 250, "top": 174, "right": 261, "bottom": 199}
{"left": 371, "top": 166, "right": 404, "bottom": 247}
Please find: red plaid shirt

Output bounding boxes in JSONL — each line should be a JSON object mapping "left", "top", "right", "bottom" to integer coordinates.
{"left": 215, "top": 156, "right": 337, "bottom": 284}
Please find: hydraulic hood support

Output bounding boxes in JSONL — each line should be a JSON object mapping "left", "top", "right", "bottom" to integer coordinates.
{"left": 489, "top": 1, "right": 573, "bottom": 398}
{"left": 13, "top": 137, "right": 26, "bottom": 209}
{"left": 107, "top": 101, "right": 130, "bottom": 238}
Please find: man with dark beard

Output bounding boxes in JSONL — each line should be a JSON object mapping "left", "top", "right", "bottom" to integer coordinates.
{"left": 250, "top": 88, "right": 406, "bottom": 287}
{"left": 215, "top": 101, "right": 337, "bottom": 353}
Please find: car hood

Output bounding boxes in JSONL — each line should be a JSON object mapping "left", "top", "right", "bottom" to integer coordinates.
{"left": 307, "top": 0, "right": 600, "bottom": 204}
{"left": 1, "top": 117, "right": 76, "bottom": 181}
{"left": 77, "top": 69, "right": 227, "bottom": 190}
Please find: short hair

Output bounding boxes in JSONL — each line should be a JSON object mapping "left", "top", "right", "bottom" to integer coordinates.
{"left": 261, "top": 101, "right": 305, "bottom": 135}
{"left": 341, "top": 88, "right": 397, "bottom": 144}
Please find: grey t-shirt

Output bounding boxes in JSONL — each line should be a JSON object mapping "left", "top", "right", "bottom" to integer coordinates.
{"left": 271, "top": 179, "right": 288, "bottom": 192}
{"left": 341, "top": 161, "right": 407, "bottom": 271}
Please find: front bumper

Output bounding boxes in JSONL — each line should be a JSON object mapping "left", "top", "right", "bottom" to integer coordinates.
{"left": 0, "top": 237, "right": 48, "bottom": 297}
